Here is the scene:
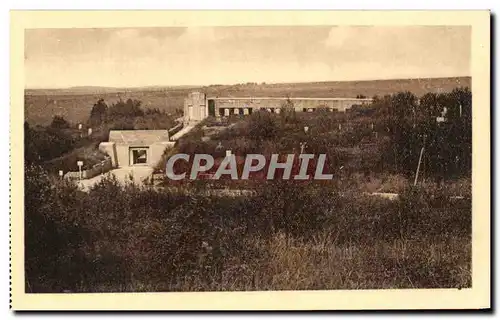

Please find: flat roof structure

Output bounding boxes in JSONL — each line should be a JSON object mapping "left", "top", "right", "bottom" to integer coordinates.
{"left": 108, "top": 130, "right": 170, "bottom": 145}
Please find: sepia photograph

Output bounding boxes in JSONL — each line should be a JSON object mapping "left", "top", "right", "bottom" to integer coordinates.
{"left": 10, "top": 10, "right": 490, "bottom": 310}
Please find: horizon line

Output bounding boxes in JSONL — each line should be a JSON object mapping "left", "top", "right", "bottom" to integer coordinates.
{"left": 24, "top": 75, "right": 472, "bottom": 91}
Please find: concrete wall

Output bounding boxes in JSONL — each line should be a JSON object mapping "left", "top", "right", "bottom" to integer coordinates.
{"left": 64, "top": 158, "right": 113, "bottom": 180}
{"left": 150, "top": 141, "right": 176, "bottom": 168}
{"left": 115, "top": 145, "right": 130, "bottom": 167}
{"left": 211, "top": 97, "right": 372, "bottom": 116}
{"left": 184, "top": 91, "right": 207, "bottom": 124}
{"left": 98, "top": 142, "right": 118, "bottom": 167}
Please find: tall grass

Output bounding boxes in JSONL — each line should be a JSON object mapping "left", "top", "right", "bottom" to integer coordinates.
{"left": 25, "top": 166, "right": 471, "bottom": 292}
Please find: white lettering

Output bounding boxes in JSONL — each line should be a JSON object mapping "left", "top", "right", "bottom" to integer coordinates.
{"left": 314, "top": 154, "right": 333, "bottom": 180}
{"left": 166, "top": 154, "right": 190, "bottom": 180}
{"left": 214, "top": 155, "right": 239, "bottom": 180}
{"left": 267, "top": 154, "right": 294, "bottom": 180}
{"left": 190, "top": 154, "right": 215, "bottom": 180}
{"left": 294, "top": 154, "right": 314, "bottom": 180}
{"left": 241, "top": 154, "right": 266, "bottom": 179}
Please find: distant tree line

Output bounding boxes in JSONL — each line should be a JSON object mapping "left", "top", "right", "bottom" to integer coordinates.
{"left": 89, "top": 98, "right": 174, "bottom": 130}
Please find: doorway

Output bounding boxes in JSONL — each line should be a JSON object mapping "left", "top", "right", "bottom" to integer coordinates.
{"left": 129, "top": 147, "right": 149, "bottom": 166}
{"left": 208, "top": 99, "right": 216, "bottom": 116}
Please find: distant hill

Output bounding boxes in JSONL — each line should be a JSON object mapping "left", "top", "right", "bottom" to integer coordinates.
{"left": 25, "top": 77, "right": 471, "bottom": 126}
{"left": 25, "top": 85, "right": 202, "bottom": 96}
{"left": 202, "top": 76, "right": 471, "bottom": 99}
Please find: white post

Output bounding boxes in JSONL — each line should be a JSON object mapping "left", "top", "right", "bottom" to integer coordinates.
{"left": 77, "top": 161, "right": 84, "bottom": 180}
{"left": 58, "top": 170, "right": 64, "bottom": 180}
{"left": 88, "top": 128, "right": 93, "bottom": 136}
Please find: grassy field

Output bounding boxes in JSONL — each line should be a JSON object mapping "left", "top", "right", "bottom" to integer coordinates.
{"left": 25, "top": 76, "right": 470, "bottom": 126}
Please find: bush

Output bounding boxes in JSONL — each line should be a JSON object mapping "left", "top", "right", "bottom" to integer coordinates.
{"left": 25, "top": 122, "right": 76, "bottom": 164}
{"left": 50, "top": 115, "right": 70, "bottom": 129}
{"left": 246, "top": 111, "right": 279, "bottom": 140}
{"left": 25, "top": 166, "right": 471, "bottom": 292}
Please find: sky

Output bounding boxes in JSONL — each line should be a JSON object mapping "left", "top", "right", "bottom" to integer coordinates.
{"left": 24, "top": 26, "right": 471, "bottom": 88}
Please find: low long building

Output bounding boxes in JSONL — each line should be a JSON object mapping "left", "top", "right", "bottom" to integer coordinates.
{"left": 183, "top": 91, "right": 373, "bottom": 124}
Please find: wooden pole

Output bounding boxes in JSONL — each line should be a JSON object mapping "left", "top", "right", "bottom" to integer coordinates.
{"left": 414, "top": 147, "right": 424, "bottom": 186}
{"left": 413, "top": 135, "right": 426, "bottom": 186}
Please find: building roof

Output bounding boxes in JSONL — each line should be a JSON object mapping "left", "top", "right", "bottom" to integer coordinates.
{"left": 206, "top": 96, "right": 373, "bottom": 101}
{"left": 108, "top": 130, "right": 170, "bottom": 145}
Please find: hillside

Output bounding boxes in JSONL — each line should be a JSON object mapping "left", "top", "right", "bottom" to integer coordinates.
{"left": 25, "top": 76, "right": 471, "bottom": 126}
{"left": 204, "top": 76, "right": 471, "bottom": 98}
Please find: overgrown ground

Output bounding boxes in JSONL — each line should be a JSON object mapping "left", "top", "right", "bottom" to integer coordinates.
{"left": 25, "top": 168, "right": 471, "bottom": 292}
{"left": 25, "top": 86, "right": 472, "bottom": 292}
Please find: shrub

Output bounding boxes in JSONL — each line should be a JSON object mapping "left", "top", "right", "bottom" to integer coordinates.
{"left": 50, "top": 115, "right": 70, "bottom": 129}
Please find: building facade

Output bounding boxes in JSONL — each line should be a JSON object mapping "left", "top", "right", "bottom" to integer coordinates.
{"left": 183, "top": 92, "right": 373, "bottom": 124}
{"left": 99, "top": 130, "right": 175, "bottom": 168}
{"left": 183, "top": 91, "right": 208, "bottom": 125}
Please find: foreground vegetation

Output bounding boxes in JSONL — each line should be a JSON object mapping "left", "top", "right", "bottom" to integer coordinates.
{"left": 25, "top": 166, "right": 470, "bottom": 292}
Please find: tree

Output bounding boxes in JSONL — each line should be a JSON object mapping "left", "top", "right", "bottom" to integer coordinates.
{"left": 108, "top": 98, "right": 144, "bottom": 119}
{"left": 448, "top": 87, "right": 472, "bottom": 122}
{"left": 419, "top": 93, "right": 441, "bottom": 121}
{"left": 50, "top": 115, "right": 70, "bottom": 129}
{"left": 89, "top": 98, "right": 108, "bottom": 126}
{"left": 24, "top": 122, "right": 39, "bottom": 164}
{"left": 247, "top": 111, "right": 278, "bottom": 141}
{"left": 384, "top": 87, "right": 472, "bottom": 180}
{"left": 372, "top": 95, "right": 392, "bottom": 119}
{"left": 390, "top": 91, "right": 418, "bottom": 125}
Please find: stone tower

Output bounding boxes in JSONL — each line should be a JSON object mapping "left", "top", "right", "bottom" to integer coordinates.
{"left": 183, "top": 92, "right": 208, "bottom": 124}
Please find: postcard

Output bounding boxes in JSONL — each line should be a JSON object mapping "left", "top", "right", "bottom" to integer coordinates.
{"left": 10, "top": 10, "right": 490, "bottom": 310}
